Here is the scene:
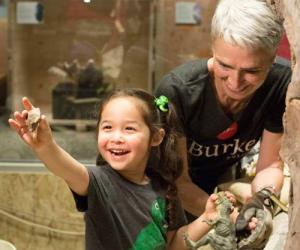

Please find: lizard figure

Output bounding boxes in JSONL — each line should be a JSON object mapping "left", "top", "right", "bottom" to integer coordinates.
{"left": 236, "top": 188, "right": 274, "bottom": 249}
{"left": 183, "top": 191, "right": 237, "bottom": 250}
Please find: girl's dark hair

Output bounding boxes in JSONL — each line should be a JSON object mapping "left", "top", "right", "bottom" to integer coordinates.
{"left": 96, "top": 88, "right": 183, "bottom": 227}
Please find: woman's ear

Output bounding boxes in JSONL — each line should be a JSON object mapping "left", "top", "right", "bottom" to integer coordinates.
{"left": 151, "top": 128, "right": 165, "bottom": 147}
{"left": 207, "top": 57, "right": 214, "bottom": 73}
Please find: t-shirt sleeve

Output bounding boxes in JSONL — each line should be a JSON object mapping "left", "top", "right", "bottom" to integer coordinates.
{"left": 70, "top": 166, "right": 105, "bottom": 212}
{"left": 264, "top": 66, "right": 291, "bottom": 133}
{"left": 71, "top": 190, "right": 88, "bottom": 212}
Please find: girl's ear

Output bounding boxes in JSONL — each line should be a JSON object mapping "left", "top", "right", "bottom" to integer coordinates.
{"left": 151, "top": 128, "right": 165, "bottom": 147}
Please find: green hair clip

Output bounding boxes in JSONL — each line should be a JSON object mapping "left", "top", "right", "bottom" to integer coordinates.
{"left": 154, "top": 95, "right": 169, "bottom": 112}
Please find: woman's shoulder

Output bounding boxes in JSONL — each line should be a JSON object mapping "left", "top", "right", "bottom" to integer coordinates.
{"left": 268, "top": 62, "right": 292, "bottom": 82}
{"left": 262, "top": 62, "right": 292, "bottom": 93}
{"left": 168, "top": 58, "right": 209, "bottom": 84}
{"left": 156, "top": 59, "right": 211, "bottom": 99}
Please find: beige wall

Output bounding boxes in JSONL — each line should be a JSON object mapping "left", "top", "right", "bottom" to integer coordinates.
{"left": 0, "top": 171, "right": 84, "bottom": 250}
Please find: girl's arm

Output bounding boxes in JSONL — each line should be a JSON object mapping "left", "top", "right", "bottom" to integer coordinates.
{"left": 167, "top": 214, "right": 212, "bottom": 250}
{"left": 8, "top": 97, "right": 89, "bottom": 196}
{"left": 167, "top": 192, "right": 237, "bottom": 250}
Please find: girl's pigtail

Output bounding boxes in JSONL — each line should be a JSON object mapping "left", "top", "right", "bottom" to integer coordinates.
{"left": 155, "top": 98, "right": 183, "bottom": 228}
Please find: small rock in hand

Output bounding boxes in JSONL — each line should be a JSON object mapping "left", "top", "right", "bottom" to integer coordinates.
{"left": 26, "top": 107, "right": 41, "bottom": 132}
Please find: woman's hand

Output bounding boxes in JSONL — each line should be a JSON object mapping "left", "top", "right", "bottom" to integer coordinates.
{"left": 8, "top": 97, "right": 55, "bottom": 151}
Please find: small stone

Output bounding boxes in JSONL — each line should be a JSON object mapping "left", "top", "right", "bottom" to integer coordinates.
{"left": 26, "top": 107, "right": 41, "bottom": 132}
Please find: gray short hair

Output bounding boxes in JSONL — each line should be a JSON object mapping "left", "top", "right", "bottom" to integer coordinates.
{"left": 211, "top": 0, "right": 283, "bottom": 56}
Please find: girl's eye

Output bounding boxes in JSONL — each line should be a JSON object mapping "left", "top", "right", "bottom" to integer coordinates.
{"left": 125, "top": 126, "right": 136, "bottom": 131}
{"left": 102, "top": 125, "right": 112, "bottom": 130}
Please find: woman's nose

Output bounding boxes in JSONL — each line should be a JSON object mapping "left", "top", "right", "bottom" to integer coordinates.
{"left": 228, "top": 71, "right": 244, "bottom": 89}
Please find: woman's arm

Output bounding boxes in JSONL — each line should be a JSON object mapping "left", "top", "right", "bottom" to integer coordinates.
{"left": 176, "top": 137, "right": 209, "bottom": 216}
{"left": 251, "top": 129, "right": 284, "bottom": 194}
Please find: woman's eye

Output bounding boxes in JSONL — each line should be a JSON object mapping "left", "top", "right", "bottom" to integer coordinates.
{"left": 245, "top": 70, "right": 260, "bottom": 75}
{"left": 219, "top": 63, "right": 230, "bottom": 69}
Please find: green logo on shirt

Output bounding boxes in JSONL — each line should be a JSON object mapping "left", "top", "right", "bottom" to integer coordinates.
{"left": 130, "top": 198, "right": 167, "bottom": 250}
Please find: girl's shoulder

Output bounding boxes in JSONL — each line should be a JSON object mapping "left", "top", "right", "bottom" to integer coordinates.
{"left": 87, "top": 164, "right": 118, "bottom": 183}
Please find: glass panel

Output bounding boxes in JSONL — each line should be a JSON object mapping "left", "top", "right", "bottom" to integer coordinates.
{"left": 0, "top": 0, "right": 217, "bottom": 164}
{"left": 0, "top": 0, "right": 9, "bottom": 161}
{"left": 1, "top": 0, "right": 154, "bottom": 164}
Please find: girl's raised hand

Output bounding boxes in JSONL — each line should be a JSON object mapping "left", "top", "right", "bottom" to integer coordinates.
{"left": 8, "top": 97, "right": 54, "bottom": 150}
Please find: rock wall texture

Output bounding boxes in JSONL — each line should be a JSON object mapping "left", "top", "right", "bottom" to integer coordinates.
{"left": 0, "top": 172, "right": 84, "bottom": 250}
{"left": 267, "top": 0, "right": 300, "bottom": 249}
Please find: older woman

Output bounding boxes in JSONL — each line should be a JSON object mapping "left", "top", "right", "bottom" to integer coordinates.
{"left": 156, "top": 0, "right": 291, "bottom": 248}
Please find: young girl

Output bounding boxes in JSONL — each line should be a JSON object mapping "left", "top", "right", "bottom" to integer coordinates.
{"left": 9, "top": 88, "right": 236, "bottom": 250}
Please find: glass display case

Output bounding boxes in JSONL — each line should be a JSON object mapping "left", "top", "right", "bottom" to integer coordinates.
{"left": 0, "top": 0, "right": 216, "bottom": 164}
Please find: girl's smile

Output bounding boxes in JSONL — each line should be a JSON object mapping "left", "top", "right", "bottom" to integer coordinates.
{"left": 108, "top": 148, "right": 130, "bottom": 159}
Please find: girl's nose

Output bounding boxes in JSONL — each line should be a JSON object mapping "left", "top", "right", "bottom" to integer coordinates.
{"left": 110, "top": 131, "right": 124, "bottom": 143}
